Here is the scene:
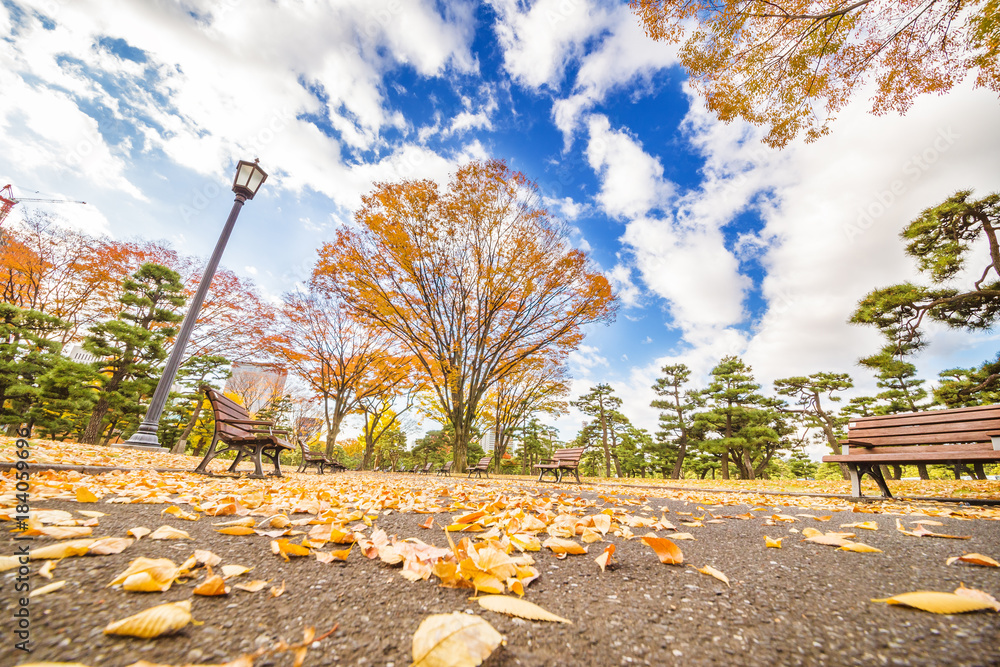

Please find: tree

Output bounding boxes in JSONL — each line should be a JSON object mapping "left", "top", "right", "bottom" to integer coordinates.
{"left": 935, "top": 356, "right": 1000, "bottom": 407}
{"left": 0, "top": 304, "right": 69, "bottom": 433}
{"left": 787, "top": 449, "right": 819, "bottom": 479}
{"left": 631, "top": 0, "right": 999, "bottom": 147}
{"left": 853, "top": 190, "right": 1000, "bottom": 399}
{"left": 651, "top": 363, "right": 701, "bottom": 478}
{"left": 774, "top": 372, "right": 853, "bottom": 479}
{"left": 571, "top": 384, "right": 623, "bottom": 477}
{"left": 313, "top": 160, "right": 616, "bottom": 471}
{"left": 270, "top": 291, "right": 406, "bottom": 458}
{"left": 166, "top": 355, "right": 230, "bottom": 455}
{"left": 80, "top": 263, "right": 186, "bottom": 445}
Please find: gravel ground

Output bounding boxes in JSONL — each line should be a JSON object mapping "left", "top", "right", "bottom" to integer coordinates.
{"left": 2, "top": 476, "right": 999, "bottom": 667}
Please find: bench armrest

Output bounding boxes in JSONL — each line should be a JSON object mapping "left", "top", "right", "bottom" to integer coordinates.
{"left": 227, "top": 418, "right": 276, "bottom": 427}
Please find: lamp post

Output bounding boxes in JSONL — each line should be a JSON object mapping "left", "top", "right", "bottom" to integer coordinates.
{"left": 118, "top": 159, "right": 268, "bottom": 450}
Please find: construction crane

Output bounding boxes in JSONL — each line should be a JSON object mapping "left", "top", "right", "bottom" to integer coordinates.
{"left": 0, "top": 184, "right": 87, "bottom": 227}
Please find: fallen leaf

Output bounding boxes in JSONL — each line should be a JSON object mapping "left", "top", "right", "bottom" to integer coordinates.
{"left": 872, "top": 591, "right": 996, "bottom": 614}
{"left": 801, "top": 527, "right": 823, "bottom": 539}
{"left": 213, "top": 517, "right": 256, "bottom": 527}
{"left": 29, "top": 580, "right": 66, "bottom": 598}
{"left": 804, "top": 533, "right": 850, "bottom": 547}
{"left": 148, "top": 525, "right": 190, "bottom": 540}
{"left": 103, "top": 599, "right": 192, "bottom": 638}
{"left": 838, "top": 542, "right": 883, "bottom": 553}
{"left": 76, "top": 487, "right": 99, "bottom": 503}
{"left": 411, "top": 612, "right": 503, "bottom": 667}
{"left": 764, "top": 536, "right": 782, "bottom": 548}
{"left": 38, "top": 560, "right": 57, "bottom": 579}
{"left": 217, "top": 526, "right": 256, "bottom": 536}
{"left": 670, "top": 532, "right": 696, "bottom": 541}
{"left": 954, "top": 583, "right": 1000, "bottom": 611}
{"left": 234, "top": 579, "right": 269, "bottom": 593}
{"left": 840, "top": 521, "right": 878, "bottom": 531}
{"left": 694, "top": 565, "right": 730, "bottom": 587}
{"left": 30, "top": 540, "right": 96, "bottom": 560}
{"left": 77, "top": 510, "right": 106, "bottom": 518}
{"left": 595, "top": 544, "right": 615, "bottom": 572}
{"left": 269, "top": 580, "right": 286, "bottom": 597}
{"left": 420, "top": 516, "right": 435, "bottom": 529}
{"left": 641, "top": 536, "right": 683, "bottom": 564}
{"left": 109, "top": 557, "right": 178, "bottom": 592}
{"left": 194, "top": 574, "right": 229, "bottom": 596}
{"left": 31, "top": 526, "right": 93, "bottom": 539}
{"left": 162, "top": 506, "right": 199, "bottom": 521}
{"left": 946, "top": 553, "right": 1000, "bottom": 568}
{"left": 128, "top": 527, "right": 151, "bottom": 540}
{"left": 477, "top": 595, "right": 572, "bottom": 623}
{"left": 541, "top": 537, "right": 587, "bottom": 555}
{"left": 88, "top": 537, "right": 134, "bottom": 555}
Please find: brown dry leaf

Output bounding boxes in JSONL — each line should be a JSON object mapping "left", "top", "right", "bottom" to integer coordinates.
{"left": 38, "top": 559, "right": 57, "bottom": 579}
{"left": 76, "top": 487, "right": 99, "bottom": 503}
{"left": 954, "top": 583, "right": 1000, "bottom": 611}
{"left": 88, "top": 537, "right": 134, "bottom": 556}
{"left": 946, "top": 553, "right": 1000, "bottom": 568}
{"left": 477, "top": 595, "right": 572, "bottom": 623}
{"left": 193, "top": 574, "right": 229, "bottom": 596}
{"left": 411, "top": 612, "right": 503, "bottom": 667}
{"left": 103, "top": 599, "right": 192, "bottom": 638}
{"left": 234, "top": 579, "right": 269, "bottom": 593}
{"left": 29, "top": 580, "right": 66, "bottom": 598}
{"left": 694, "top": 565, "right": 730, "bottom": 587}
{"left": 162, "top": 506, "right": 199, "bottom": 521}
{"left": 217, "top": 526, "right": 256, "bottom": 536}
{"left": 148, "top": 525, "right": 190, "bottom": 540}
{"left": 764, "top": 536, "right": 782, "bottom": 549}
{"left": 269, "top": 580, "right": 286, "bottom": 597}
{"left": 128, "top": 527, "right": 151, "bottom": 540}
{"left": 641, "top": 535, "right": 683, "bottom": 565}
{"left": 30, "top": 539, "right": 96, "bottom": 560}
{"left": 840, "top": 521, "right": 878, "bottom": 531}
{"left": 838, "top": 542, "right": 883, "bottom": 553}
{"left": 541, "top": 537, "right": 587, "bottom": 555}
{"left": 872, "top": 591, "right": 996, "bottom": 614}
{"left": 595, "top": 544, "right": 615, "bottom": 572}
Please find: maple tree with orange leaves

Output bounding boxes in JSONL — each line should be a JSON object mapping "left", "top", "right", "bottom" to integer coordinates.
{"left": 630, "top": 0, "right": 1000, "bottom": 147}
{"left": 313, "top": 159, "right": 617, "bottom": 471}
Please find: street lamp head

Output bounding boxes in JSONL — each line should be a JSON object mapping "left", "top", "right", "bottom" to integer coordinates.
{"left": 232, "top": 159, "right": 268, "bottom": 200}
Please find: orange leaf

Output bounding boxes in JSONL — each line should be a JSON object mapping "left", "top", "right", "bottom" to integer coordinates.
{"left": 641, "top": 536, "right": 683, "bottom": 564}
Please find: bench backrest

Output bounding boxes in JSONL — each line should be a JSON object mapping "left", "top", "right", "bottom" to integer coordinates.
{"left": 474, "top": 456, "right": 491, "bottom": 468}
{"left": 846, "top": 404, "right": 1000, "bottom": 453}
{"left": 552, "top": 447, "right": 586, "bottom": 464}
{"left": 205, "top": 388, "right": 258, "bottom": 442}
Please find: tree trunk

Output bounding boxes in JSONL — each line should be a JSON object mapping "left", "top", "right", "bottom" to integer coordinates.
{"left": 743, "top": 449, "right": 756, "bottom": 480}
{"left": 325, "top": 420, "right": 341, "bottom": 458}
{"left": 671, "top": 440, "right": 687, "bottom": 479}
{"left": 917, "top": 464, "right": 929, "bottom": 480}
{"left": 82, "top": 396, "right": 110, "bottom": 445}
{"left": 599, "top": 405, "right": 611, "bottom": 477}
{"left": 721, "top": 448, "right": 730, "bottom": 480}
{"left": 362, "top": 431, "right": 376, "bottom": 469}
{"left": 171, "top": 399, "right": 204, "bottom": 455}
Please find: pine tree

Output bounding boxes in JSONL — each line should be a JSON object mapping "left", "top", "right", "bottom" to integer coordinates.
{"left": 650, "top": 364, "right": 702, "bottom": 479}
{"left": 0, "top": 304, "right": 69, "bottom": 433}
{"left": 80, "top": 263, "right": 186, "bottom": 445}
{"left": 571, "top": 384, "right": 622, "bottom": 477}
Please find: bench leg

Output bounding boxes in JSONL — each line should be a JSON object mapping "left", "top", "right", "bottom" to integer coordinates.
{"left": 194, "top": 435, "right": 222, "bottom": 474}
{"left": 229, "top": 450, "right": 246, "bottom": 473}
{"left": 850, "top": 462, "right": 893, "bottom": 498}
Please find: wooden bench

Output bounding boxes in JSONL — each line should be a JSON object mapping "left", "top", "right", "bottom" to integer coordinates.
{"left": 193, "top": 387, "right": 294, "bottom": 478}
{"left": 416, "top": 461, "right": 434, "bottom": 474}
{"left": 533, "top": 447, "right": 586, "bottom": 483}
{"left": 436, "top": 461, "right": 453, "bottom": 477}
{"left": 467, "top": 456, "right": 491, "bottom": 479}
{"left": 823, "top": 404, "right": 1000, "bottom": 498}
{"left": 296, "top": 440, "right": 331, "bottom": 474}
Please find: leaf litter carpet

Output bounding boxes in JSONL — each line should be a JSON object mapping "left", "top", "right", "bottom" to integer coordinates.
{"left": 1, "top": 438, "right": 999, "bottom": 666}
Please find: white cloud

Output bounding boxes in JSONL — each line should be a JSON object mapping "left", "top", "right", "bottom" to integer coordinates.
{"left": 606, "top": 262, "right": 641, "bottom": 308}
{"left": 585, "top": 115, "right": 673, "bottom": 218}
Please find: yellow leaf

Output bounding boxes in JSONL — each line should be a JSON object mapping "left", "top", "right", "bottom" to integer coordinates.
{"left": 234, "top": 579, "right": 269, "bottom": 593}
{"left": 591, "top": 514, "right": 611, "bottom": 535}
{"left": 840, "top": 521, "right": 878, "bottom": 530}
{"left": 872, "top": 591, "right": 996, "bottom": 614}
{"left": 221, "top": 564, "right": 251, "bottom": 579}
{"left": 838, "top": 542, "right": 883, "bottom": 553}
{"left": 595, "top": 544, "right": 615, "bottom": 572}
{"left": 804, "top": 533, "right": 850, "bottom": 547}
{"left": 30, "top": 539, "right": 96, "bottom": 560}
{"left": 269, "top": 580, "right": 286, "bottom": 597}
{"left": 103, "top": 599, "right": 192, "bottom": 638}
{"left": 88, "top": 537, "right": 133, "bottom": 556}
{"left": 217, "top": 526, "right": 256, "bottom": 536}
{"left": 541, "top": 537, "right": 587, "bottom": 555}
{"left": 128, "top": 527, "right": 151, "bottom": 540}
{"left": 477, "top": 595, "right": 572, "bottom": 623}
{"left": 77, "top": 510, "right": 105, "bottom": 518}
{"left": 29, "top": 580, "right": 66, "bottom": 598}
{"left": 580, "top": 527, "right": 603, "bottom": 543}
{"left": 411, "top": 612, "right": 503, "bottom": 667}
{"left": 109, "top": 557, "right": 177, "bottom": 591}
{"left": 213, "top": 517, "right": 255, "bottom": 527}
{"left": 267, "top": 514, "right": 291, "bottom": 528}
{"left": 801, "top": 527, "right": 822, "bottom": 539}
{"left": 954, "top": 583, "right": 1000, "bottom": 611}
{"left": 162, "top": 506, "right": 199, "bottom": 521}
{"left": 641, "top": 536, "right": 683, "bottom": 564}
{"left": 148, "top": 525, "right": 190, "bottom": 540}
{"left": 764, "top": 536, "right": 782, "bottom": 548}
{"left": 35, "top": 526, "right": 93, "bottom": 539}
{"left": 509, "top": 534, "right": 540, "bottom": 552}
{"left": 947, "top": 553, "right": 1000, "bottom": 568}
{"left": 694, "top": 565, "right": 730, "bottom": 587}
{"left": 194, "top": 574, "right": 229, "bottom": 596}
{"left": 76, "top": 487, "right": 99, "bottom": 503}
{"left": 38, "top": 559, "right": 57, "bottom": 579}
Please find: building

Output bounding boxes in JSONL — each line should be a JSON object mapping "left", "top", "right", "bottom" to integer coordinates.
{"left": 223, "top": 361, "right": 288, "bottom": 413}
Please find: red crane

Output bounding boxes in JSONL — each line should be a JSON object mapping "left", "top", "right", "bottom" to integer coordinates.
{"left": 0, "top": 184, "right": 87, "bottom": 227}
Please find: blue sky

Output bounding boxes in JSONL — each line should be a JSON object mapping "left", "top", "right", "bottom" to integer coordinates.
{"left": 2, "top": 0, "right": 999, "bottom": 453}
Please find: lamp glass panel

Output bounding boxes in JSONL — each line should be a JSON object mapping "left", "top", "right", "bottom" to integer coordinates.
{"left": 235, "top": 162, "right": 254, "bottom": 188}
{"left": 247, "top": 169, "right": 265, "bottom": 194}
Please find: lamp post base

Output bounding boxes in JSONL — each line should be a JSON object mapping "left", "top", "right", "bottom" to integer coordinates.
{"left": 117, "top": 422, "right": 163, "bottom": 450}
